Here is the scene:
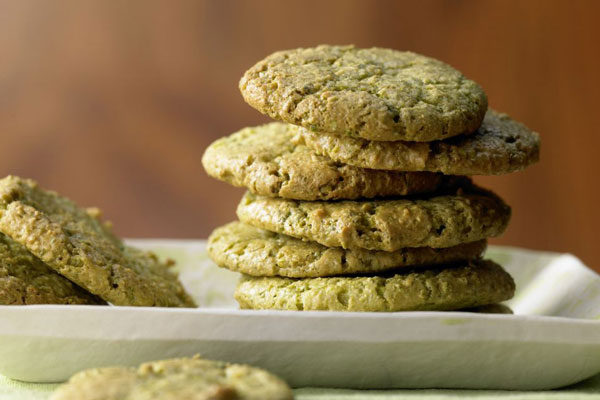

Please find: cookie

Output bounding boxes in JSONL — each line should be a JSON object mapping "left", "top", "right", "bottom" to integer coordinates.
{"left": 240, "top": 45, "right": 487, "bottom": 142}
{"left": 208, "top": 222, "right": 487, "bottom": 278}
{"left": 51, "top": 355, "right": 293, "bottom": 400}
{"left": 0, "top": 233, "right": 105, "bottom": 305}
{"left": 236, "top": 183, "right": 510, "bottom": 251}
{"left": 235, "top": 259, "right": 515, "bottom": 312}
{"left": 202, "top": 122, "right": 451, "bottom": 200}
{"left": 0, "top": 176, "right": 196, "bottom": 307}
{"left": 298, "top": 110, "right": 540, "bottom": 175}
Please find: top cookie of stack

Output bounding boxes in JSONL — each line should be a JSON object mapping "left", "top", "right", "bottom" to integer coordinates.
{"left": 202, "top": 45, "right": 540, "bottom": 312}
{"left": 239, "top": 45, "right": 539, "bottom": 175}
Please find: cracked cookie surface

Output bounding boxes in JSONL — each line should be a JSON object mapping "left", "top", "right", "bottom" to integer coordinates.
{"left": 236, "top": 183, "right": 510, "bottom": 251}
{"left": 299, "top": 110, "right": 540, "bottom": 175}
{"left": 202, "top": 122, "right": 451, "bottom": 200}
{"left": 51, "top": 355, "right": 293, "bottom": 400}
{"left": 0, "top": 232, "right": 105, "bottom": 305}
{"left": 208, "top": 221, "right": 486, "bottom": 278}
{"left": 240, "top": 45, "right": 487, "bottom": 142}
{"left": 235, "top": 259, "right": 515, "bottom": 312}
{"left": 0, "top": 176, "right": 195, "bottom": 307}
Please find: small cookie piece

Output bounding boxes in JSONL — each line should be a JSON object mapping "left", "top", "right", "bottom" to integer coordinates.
{"left": 240, "top": 45, "right": 487, "bottom": 142}
{"left": 208, "top": 222, "right": 487, "bottom": 278}
{"left": 202, "top": 122, "right": 450, "bottom": 200}
{"left": 51, "top": 355, "right": 294, "bottom": 400}
{"left": 0, "top": 233, "right": 104, "bottom": 305}
{"left": 236, "top": 184, "right": 510, "bottom": 251}
{"left": 235, "top": 259, "right": 515, "bottom": 312}
{"left": 0, "top": 176, "right": 195, "bottom": 307}
{"left": 298, "top": 110, "right": 540, "bottom": 175}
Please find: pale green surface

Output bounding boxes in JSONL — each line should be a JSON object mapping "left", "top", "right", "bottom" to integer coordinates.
{"left": 1, "top": 374, "right": 599, "bottom": 400}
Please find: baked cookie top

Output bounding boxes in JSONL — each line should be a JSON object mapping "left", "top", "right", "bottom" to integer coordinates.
{"left": 240, "top": 45, "right": 487, "bottom": 142}
{"left": 0, "top": 176, "right": 195, "bottom": 307}
{"left": 0, "top": 233, "right": 104, "bottom": 305}
{"left": 202, "top": 122, "right": 450, "bottom": 200}
{"left": 51, "top": 355, "right": 293, "bottom": 400}
{"left": 208, "top": 221, "right": 486, "bottom": 278}
{"left": 236, "top": 183, "right": 510, "bottom": 251}
{"left": 298, "top": 110, "right": 540, "bottom": 175}
{"left": 235, "top": 259, "right": 515, "bottom": 312}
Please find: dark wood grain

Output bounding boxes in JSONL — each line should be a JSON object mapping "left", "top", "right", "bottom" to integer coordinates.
{"left": 0, "top": 0, "right": 598, "bottom": 271}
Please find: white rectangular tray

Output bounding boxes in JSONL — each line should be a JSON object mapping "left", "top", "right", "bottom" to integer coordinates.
{"left": 0, "top": 241, "right": 598, "bottom": 390}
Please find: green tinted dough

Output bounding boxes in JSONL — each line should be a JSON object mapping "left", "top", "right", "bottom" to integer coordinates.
{"left": 236, "top": 183, "right": 510, "bottom": 251}
{"left": 299, "top": 110, "right": 540, "bottom": 175}
{"left": 208, "top": 221, "right": 486, "bottom": 278}
{"left": 0, "top": 176, "right": 195, "bottom": 307}
{"left": 0, "top": 232, "right": 104, "bottom": 305}
{"left": 202, "top": 122, "right": 450, "bottom": 200}
{"left": 240, "top": 45, "right": 487, "bottom": 142}
{"left": 235, "top": 259, "right": 515, "bottom": 312}
{"left": 51, "top": 355, "right": 293, "bottom": 400}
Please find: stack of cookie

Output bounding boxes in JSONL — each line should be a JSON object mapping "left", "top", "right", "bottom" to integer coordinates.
{"left": 203, "top": 45, "right": 540, "bottom": 312}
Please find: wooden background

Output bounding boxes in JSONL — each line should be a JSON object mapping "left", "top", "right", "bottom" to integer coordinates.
{"left": 0, "top": 0, "right": 599, "bottom": 272}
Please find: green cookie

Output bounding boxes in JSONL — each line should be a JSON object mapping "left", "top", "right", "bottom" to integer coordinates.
{"left": 299, "top": 110, "right": 540, "bottom": 175}
{"left": 236, "top": 183, "right": 510, "bottom": 251}
{"left": 209, "top": 221, "right": 486, "bottom": 278}
{"left": 240, "top": 45, "right": 487, "bottom": 142}
{"left": 51, "top": 355, "right": 293, "bottom": 400}
{"left": 0, "top": 176, "right": 195, "bottom": 307}
{"left": 0, "top": 232, "right": 104, "bottom": 305}
{"left": 202, "top": 122, "right": 450, "bottom": 200}
{"left": 235, "top": 259, "right": 515, "bottom": 312}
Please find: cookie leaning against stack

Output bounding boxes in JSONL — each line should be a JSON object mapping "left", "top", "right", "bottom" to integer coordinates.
{"left": 203, "top": 45, "right": 540, "bottom": 312}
